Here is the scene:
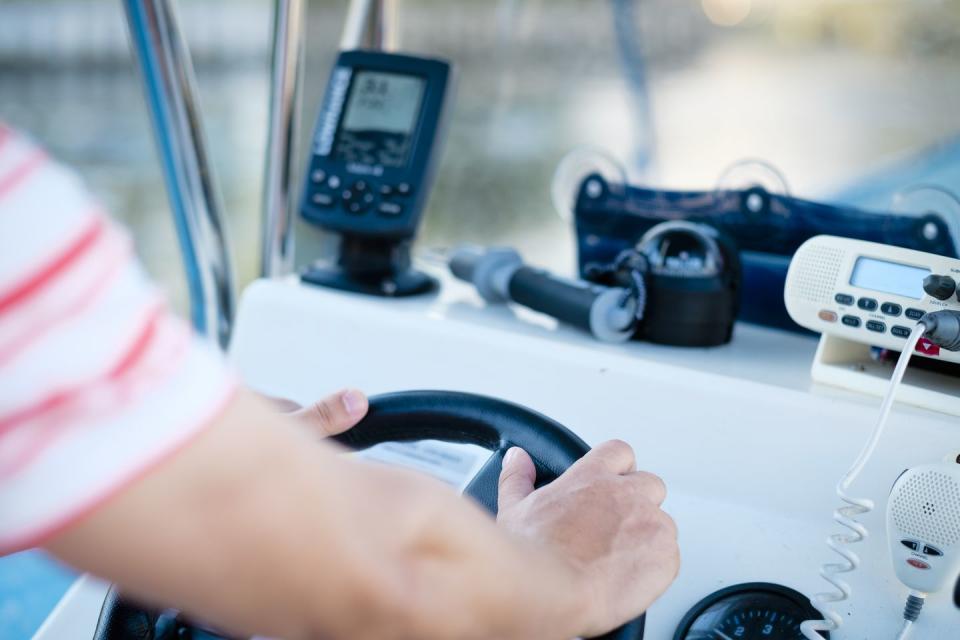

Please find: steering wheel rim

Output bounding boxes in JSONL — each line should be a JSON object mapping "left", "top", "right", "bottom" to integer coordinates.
{"left": 94, "top": 391, "right": 644, "bottom": 640}
{"left": 334, "top": 390, "right": 645, "bottom": 640}
{"left": 335, "top": 390, "right": 592, "bottom": 513}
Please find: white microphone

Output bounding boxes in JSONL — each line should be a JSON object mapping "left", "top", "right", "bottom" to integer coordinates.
{"left": 887, "top": 461, "right": 960, "bottom": 592}
{"left": 886, "top": 459, "right": 960, "bottom": 637}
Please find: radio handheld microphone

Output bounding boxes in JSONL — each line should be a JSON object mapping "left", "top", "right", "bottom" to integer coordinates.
{"left": 887, "top": 461, "right": 960, "bottom": 594}
{"left": 885, "top": 459, "right": 960, "bottom": 637}
{"left": 448, "top": 246, "right": 639, "bottom": 343}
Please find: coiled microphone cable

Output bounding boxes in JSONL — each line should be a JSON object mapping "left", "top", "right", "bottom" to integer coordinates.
{"left": 802, "top": 310, "right": 960, "bottom": 639}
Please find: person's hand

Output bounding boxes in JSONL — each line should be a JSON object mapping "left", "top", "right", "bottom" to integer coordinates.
{"left": 496, "top": 440, "right": 679, "bottom": 637}
{"left": 267, "top": 389, "right": 369, "bottom": 438}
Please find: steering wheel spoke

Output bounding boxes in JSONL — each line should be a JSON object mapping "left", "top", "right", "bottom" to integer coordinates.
{"left": 463, "top": 445, "right": 508, "bottom": 513}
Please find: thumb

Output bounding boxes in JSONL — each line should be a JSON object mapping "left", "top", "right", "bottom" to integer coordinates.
{"left": 294, "top": 389, "right": 368, "bottom": 438}
{"left": 498, "top": 447, "right": 536, "bottom": 512}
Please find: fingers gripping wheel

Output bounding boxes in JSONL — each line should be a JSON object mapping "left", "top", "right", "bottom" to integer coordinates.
{"left": 334, "top": 390, "right": 646, "bottom": 640}
{"left": 94, "top": 391, "right": 644, "bottom": 640}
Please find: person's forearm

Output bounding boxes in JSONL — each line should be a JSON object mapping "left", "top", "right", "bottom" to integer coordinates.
{"left": 45, "top": 390, "right": 587, "bottom": 640}
{"left": 380, "top": 479, "right": 590, "bottom": 640}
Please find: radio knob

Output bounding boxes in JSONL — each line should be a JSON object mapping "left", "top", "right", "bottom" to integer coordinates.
{"left": 923, "top": 274, "right": 956, "bottom": 300}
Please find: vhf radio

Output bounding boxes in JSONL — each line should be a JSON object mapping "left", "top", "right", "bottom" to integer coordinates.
{"left": 300, "top": 50, "right": 453, "bottom": 296}
{"left": 785, "top": 236, "right": 960, "bottom": 365}
{"left": 785, "top": 235, "right": 960, "bottom": 415}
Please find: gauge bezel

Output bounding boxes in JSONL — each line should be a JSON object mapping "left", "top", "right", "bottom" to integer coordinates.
{"left": 672, "top": 581, "right": 827, "bottom": 640}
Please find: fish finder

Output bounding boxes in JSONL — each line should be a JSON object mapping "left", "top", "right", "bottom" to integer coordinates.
{"left": 300, "top": 50, "right": 453, "bottom": 297}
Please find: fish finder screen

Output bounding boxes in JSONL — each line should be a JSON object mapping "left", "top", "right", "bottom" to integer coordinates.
{"left": 849, "top": 256, "right": 930, "bottom": 299}
{"left": 335, "top": 71, "right": 426, "bottom": 168}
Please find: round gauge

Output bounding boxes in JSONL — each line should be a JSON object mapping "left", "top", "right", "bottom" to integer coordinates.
{"left": 673, "top": 582, "right": 828, "bottom": 640}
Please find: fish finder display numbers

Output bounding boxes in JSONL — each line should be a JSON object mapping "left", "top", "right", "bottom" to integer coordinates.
{"left": 335, "top": 71, "right": 426, "bottom": 169}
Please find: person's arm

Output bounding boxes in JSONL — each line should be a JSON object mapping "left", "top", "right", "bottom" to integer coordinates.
{"left": 44, "top": 388, "right": 678, "bottom": 640}
{"left": 0, "top": 125, "right": 677, "bottom": 639}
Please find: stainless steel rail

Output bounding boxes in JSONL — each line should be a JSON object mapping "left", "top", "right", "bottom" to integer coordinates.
{"left": 260, "top": 0, "right": 398, "bottom": 279}
{"left": 261, "top": 0, "right": 306, "bottom": 278}
{"left": 341, "top": 0, "right": 399, "bottom": 52}
{"left": 125, "top": 0, "right": 401, "bottom": 342}
{"left": 123, "top": 0, "right": 237, "bottom": 349}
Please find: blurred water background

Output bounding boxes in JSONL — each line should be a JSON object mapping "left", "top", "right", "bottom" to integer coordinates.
{"left": 1, "top": 0, "right": 959, "bottom": 637}
{"left": 3, "top": 0, "right": 959, "bottom": 310}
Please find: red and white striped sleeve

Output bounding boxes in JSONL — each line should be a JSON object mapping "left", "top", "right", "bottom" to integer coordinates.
{"left": 0, "top": 124, "right": 237, "bottom": 554}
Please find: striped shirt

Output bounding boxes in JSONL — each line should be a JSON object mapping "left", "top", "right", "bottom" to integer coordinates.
{"left": 0, "top": 124, "right": 236, "bottom": 554}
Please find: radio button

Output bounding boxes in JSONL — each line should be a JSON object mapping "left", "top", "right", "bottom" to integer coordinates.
{"left": 834, "top": 293, "right": 855, "bottom": 305}
{"left": 818, "top": 310, "right": 838, "bottom": 323}
{"left": 923, "top": 545, "right": 943, "bottom": 556}
{"left": 857, "top": 297, "right": 878, "bottom": 311}
{"left": 866, "top": 320, "right": 886, "bottom": 333}
{"left": 881, "top": 302, "right": 902, "bottom": 316}
{"left": 901, "top": 539, "right": 919, "bottom": 551}
{"left": 841, "top": 315, "right": 861, "bottom": 328}
{"left": 905, "top": 308, "right": 925, "bottom": 321}
{"left": 891, "top": 325, "right": 912, "bottom": 338}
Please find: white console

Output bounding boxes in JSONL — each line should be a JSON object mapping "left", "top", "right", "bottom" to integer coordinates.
{"left": 228, "top": 273, "right": 960, "bottom": 638}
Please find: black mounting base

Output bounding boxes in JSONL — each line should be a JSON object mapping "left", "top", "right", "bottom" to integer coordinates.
{"left": 300, "top": 235, "right": 437, "bottom": 298}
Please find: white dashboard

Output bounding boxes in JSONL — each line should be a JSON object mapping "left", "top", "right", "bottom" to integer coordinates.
{"left": 37, "top": 271, "right": 960, "bottom": 639}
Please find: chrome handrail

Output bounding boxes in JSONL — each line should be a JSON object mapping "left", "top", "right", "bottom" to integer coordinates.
{"left": 261, "top": 0, "right": 306, "bottom": 278}
{"left": 341, "top": 0, "right": 399, "bottom": 52}
{"left": 125, "top": 0, "right": 400, "bottom": 343}
{"left": 261, "top": 0, "right": 398, "bottom": 279}
{"left": 123, "top": 0, "right": 237, "bottom": 349}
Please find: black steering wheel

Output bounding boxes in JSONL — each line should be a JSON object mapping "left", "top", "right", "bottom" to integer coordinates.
{"left": 94, "top": 391, "right": 645, "bottom": 640}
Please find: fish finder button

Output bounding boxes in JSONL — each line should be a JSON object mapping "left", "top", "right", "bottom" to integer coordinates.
{"left": 311, "top": 193, "right": 334, "bottom": 208}
{"left": 379, "top": 202, "right": 404, "bottom": 217}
